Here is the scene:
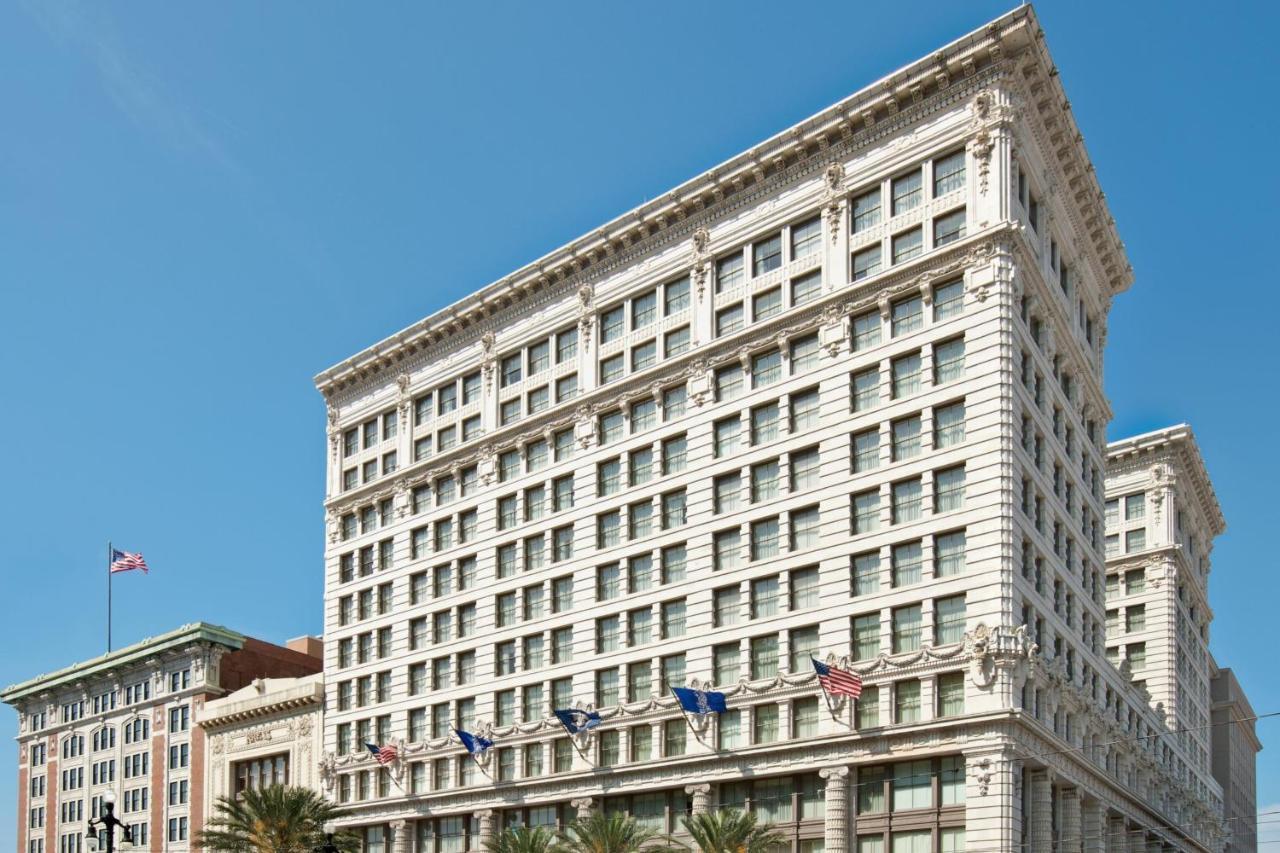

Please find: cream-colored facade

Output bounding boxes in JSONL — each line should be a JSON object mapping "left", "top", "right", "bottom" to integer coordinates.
{"left": 200, "top": 673, "right": 325, "bottom": 810}
{"left": 314, "top": 7, "right": 1229, "bottom": 852}
{"left": 1104, "top": 426, "right": 1225, "bottom": 807}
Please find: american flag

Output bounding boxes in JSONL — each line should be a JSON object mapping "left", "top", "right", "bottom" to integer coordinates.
{"left": 813, "top": 658, "right": 862, "bottom": 698}
{"left": 365, "top": 741, "right": 397, "bottom": 765}
{"left": 109, "top": 549, "right": 149, "bottom": 574}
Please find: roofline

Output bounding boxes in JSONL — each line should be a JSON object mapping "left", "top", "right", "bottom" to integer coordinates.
{"left": 0, "top": 622, "right": 246, "bottom": 706}
{"left": 1107, "top": 423, "right": 1226, "bottom": 536}
{"left": 314, "top": 4, "right": 1132, "bottom": 400}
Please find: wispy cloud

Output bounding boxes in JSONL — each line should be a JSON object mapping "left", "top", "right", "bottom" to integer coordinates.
{"left": 20, "top": 0, "right": 242, "bottom": 176}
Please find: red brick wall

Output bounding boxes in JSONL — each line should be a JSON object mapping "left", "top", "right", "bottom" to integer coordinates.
{"left": 43, "top": 739, "right": 56, "bottom": 853}
{"left": 219, "top": 638, "right": 322, "bottom": 692}
{"left": 189, "top": 694, "right": 208, "bottom": 846}
{"left": 17, "top": 744, "right": 28, "bottom": 853}
{"left": 150, "top": 707, "right": 165, "bottom": 851}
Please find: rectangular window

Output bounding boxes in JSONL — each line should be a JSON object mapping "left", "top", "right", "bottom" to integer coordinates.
{"left": 935, "top": 595, "right": 966, "bottom": 644}
{"left": 716, "top": 365, "right": 744, "bottom": 401}
{"left": 892, "top": 228, "right": 923, "bottom": 264}
{"left": 891, "top": 479, "right": 922, "bottom": 524}
{"left": 852, "top": 553, "right": 880, "bottom": 597}
{"left": 853, "top": 490, "right": 881, "bottom": 534}
{"left": 790, "top": 446, "right": 821, "bottom": 491}
{"left": 934, "top": 465, "right": 966, "bottom": 513}
{"left": 716, "top": 304, "right": 744, "bottom": 337}
{"left": 557, "top": 327, "right": 579, "bottom": 363}
{"left": 714, "top": 529, "right": 741, "bottom": 571}
{"left": 853, "top": 429, "right": 880, "bottom": 473}
{"left": 664, "top": 325, "right": 691, "bottom": 357}
{"left": 892, "top": 606, "right": 922, "bottom": 653}
{"left": 933, "top": 209, "right": 966, "bottom": 247}
{"left": 599, "top": 354, "right": 625, "bottom": 384}
{"left": 713, "top": 643, "right": 740, "bottom": 686}
{"left": 632, "top": 291, "right": 657, "bottom": 329}
{"left": 751, "top": 517, "right": 780, "bottom": 560}
{"left": 934, "top": 531, "right": 966, "bottom": 577}
{"left": 852, "top": 367, "right": 880, "bottom": 412}
{"left": 751, "top": 403, "right": 779, "bottom": 444}
{"left": 791, "top": 270, "right": 822, "bottom": 305}
{"left": 891, "top": 296, "right": 923, "bottom": 337}
{"left": 933, "top": 151, "right": 966, "bottom": 196}
{"left": 790, "top": 506, "right": 820, "bottom": 550}
{"left": 852, "top": 245, "right": 882, "bottom": 281}
{"left": 891, "top": 416, "right": 922, "bottom": 461}
{"left": 753, "top": 288, "right": 782, "bottom": 322}
{"left": 665, "top": 277, "right": 691, "bottom": 315}
{"left": 853, "top": 613, "right": 880, "bottom": 660}
{"left": 852, "top": 188, "right": 882, "bottom": 232}
{"left": 600, "top": 306, "right": 625, "bottom": 343}
{"left": 891, "top": 540, "right": 923, "bottom": 587}
{"left": 933, "top": 337, "right": 965, "bottom": 384}
{"left": 753, "top": 234, "right": 783, "bottom": 276}
{"left": 894, "top": 680, "right": 922, "bottom": 724}
{"left": 716, "top": 254, "right": 744, "bottom": 293}
{"left": 631, "top": 340, "right": 657, "bottom": 371}
{"left": 852, "top": 310, "right": 881, "bottom": 351}
{"left": 751, "top": 350, "right": 782, "bottom": 387}
{"left": 890, "top": 352, "right": 921, "bottom": 398}
{"left": 933, "top": 401, "right": 966, "bottom": 448}
{"left": 750, "top": 634, "right": 780, "bottom": 680}
{"left": 891, "top": 170, "right": 922, "bottom": 215}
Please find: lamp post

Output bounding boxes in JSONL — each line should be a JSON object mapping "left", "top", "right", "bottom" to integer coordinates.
{"left": 87, "top": 790, "right": 132, "bottom": 852}
{"left": 313, "top": 821, "right": 339, "bottom": 853}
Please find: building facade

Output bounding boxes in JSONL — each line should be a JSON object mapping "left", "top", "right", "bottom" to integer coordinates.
{"left": 1209, "top": 666, "right": 1260, "bottom": 853}
{"left": 199, "top": 670, "right": 326, "bottom": 809}
{"left": 1103, "top": 426, "right": 1226, "bottom": 809}
{"left": 3, "top": 624, "right": 322, "bottom": 853}
{"left": 315, "top": 7, "right": 1227, "bottom": 852}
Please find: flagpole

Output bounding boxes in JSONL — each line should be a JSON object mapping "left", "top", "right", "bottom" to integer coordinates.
{"left": 106, "top": 541, "right": 112, "bottom": 653}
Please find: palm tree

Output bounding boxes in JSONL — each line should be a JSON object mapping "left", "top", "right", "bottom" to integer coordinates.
{"left": 555, "top": 812, "right": 671, "bottom": 853}
{"left": 681, "top": 809, "right": 784, "bottom": 853}
{"left": 485, "top": 825, "right": 557, "bottom": 853}
{"left": 196, "top": 784, "right": 359, "bottom": 853}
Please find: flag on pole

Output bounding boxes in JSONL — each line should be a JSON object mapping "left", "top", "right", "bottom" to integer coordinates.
{"left": 109, "top": 550, "right": 149, "bottom": 574}
{"left": 456, "top": 729, "right": 493, "bottom": 757}
{"left": 553, "top": 708, "right": 602, "bottom": 735}
{"left": 671, "top": 686, "right": 727, "bottom": 715}
{"left": 365, "top": 742, "right": 398, "bottom": 765}
{"left": 813, "top": 658, "right": 862, "bottom": 698}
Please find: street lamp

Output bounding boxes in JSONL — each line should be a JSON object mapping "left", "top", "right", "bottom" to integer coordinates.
{"left": 87, "top": 790, "right": 133, "bottom": 853}
{"left": 313, "top": 821, "right": 339, "bottom": 853}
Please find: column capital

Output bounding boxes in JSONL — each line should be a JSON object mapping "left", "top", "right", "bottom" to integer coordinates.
{"left": 570, "top": 797, "right": 595, "bottom": 819}
{"left": 819, "top": 765, "right": 850, "bottom": 781}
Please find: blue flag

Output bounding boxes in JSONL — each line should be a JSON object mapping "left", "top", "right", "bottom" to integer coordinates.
{"left": 553, "top": 708, "right": 602, "bottom": 735}
{"left": 456, "top": 729, "right": 493, "bottom": 756}
{"left": 672, "top": 686, "right": 727, "bottom": 715}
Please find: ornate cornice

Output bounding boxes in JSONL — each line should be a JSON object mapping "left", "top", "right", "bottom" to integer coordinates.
{"left": 1106, "top": 424, "right": 1225, "bottom": 537}
{"left": 314, "top": 7, "right": 1125, "bottom": 407}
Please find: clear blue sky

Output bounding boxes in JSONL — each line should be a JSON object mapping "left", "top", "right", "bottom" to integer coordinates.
{"left": 2, "top": 0, "right": 1276, "bottom": 841}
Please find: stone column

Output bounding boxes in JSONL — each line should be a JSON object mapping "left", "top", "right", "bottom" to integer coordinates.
{"left": 1080, "top": 800, "right": 1104, "bottom": 853}
{"left": 819, "top": 766, "right": 851, "bottom": 853}
{"left": 571, "top": 797, "right": 594, "bottom": 821}
{"left": 390, "top": 819, "right": 410, "bottom": 853}
{"left": 1059, "top": 787, "right": 1082, "bottom": 853}
{"left": 685, "top": 783, "right": 712, "bottom": 816}
{"left": 1127, "top": 827, "right": 1146, "bottom": 853}
{"left": 1027, "top": 770, "right": 1053, "bottom": 852}
{"left": 474, "top": 810, "right": 495, "bottom": 848}
{"left": 1105, "top": 816, "right": 1127, "bottom": 853}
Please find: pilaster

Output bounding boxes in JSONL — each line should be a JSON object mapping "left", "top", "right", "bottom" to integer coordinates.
{"left": 390, "top": 818, "right": 410, "bottom": 853}
{"left": 1028, "top": 769, "right": 1053, "bottom": 852}
{"left": 1060, "top": 786, "right": 1082, "bottom": 853}
{"left": 1080, "top": 800, "right": 1104, "bottom": 853}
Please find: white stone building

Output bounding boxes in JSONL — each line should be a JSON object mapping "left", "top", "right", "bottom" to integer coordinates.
{"left": 314, "top": 7, "right": 1227, "bottom": 852}
{"left": 199, "top": 671, "right": 326, "bottom": 809}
